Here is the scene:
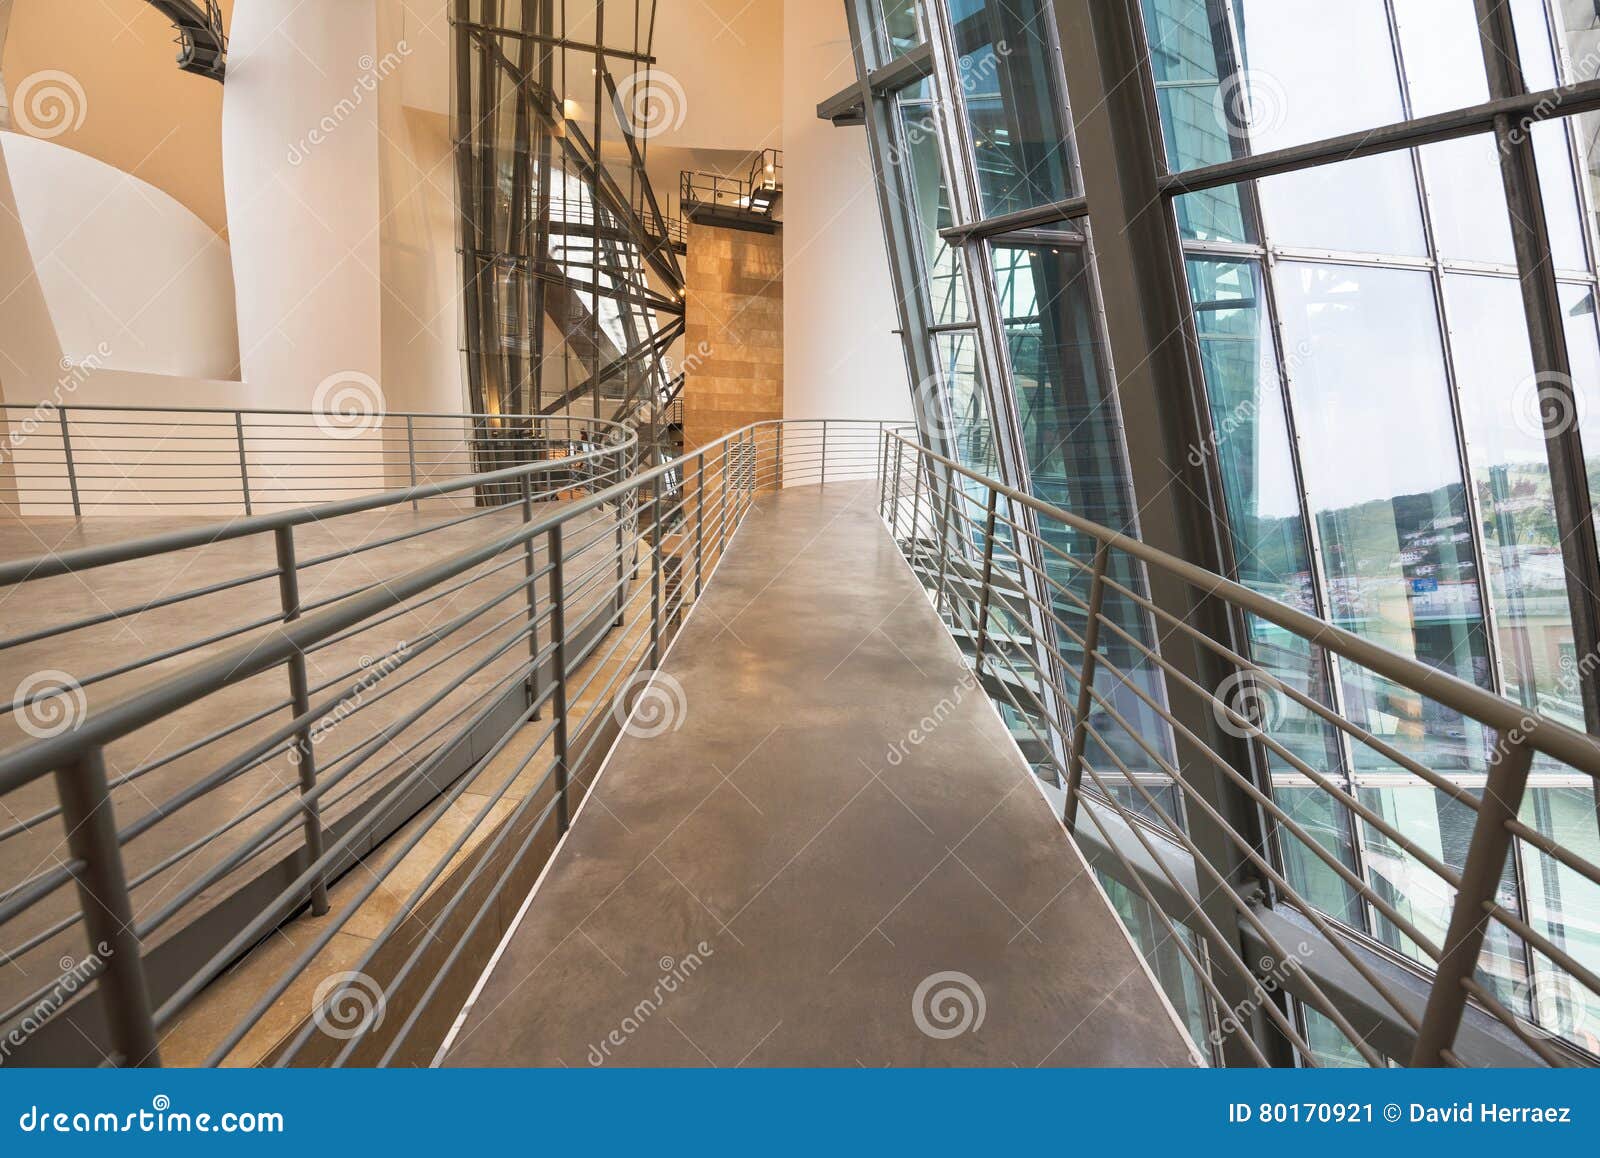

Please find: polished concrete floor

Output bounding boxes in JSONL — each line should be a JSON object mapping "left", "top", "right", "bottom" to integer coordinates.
{"left": 443, "top": 483, "right": 1201, "bottom": 1067}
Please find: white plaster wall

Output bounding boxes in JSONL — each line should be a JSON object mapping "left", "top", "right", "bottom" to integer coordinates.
{"left": 1, "top": 132, "right": 240, "bottom": 380}
{"left": 781, "top": 0, "right": 909, "bottom": 428}
{"left": 222, "top": 0, "right": 383, "bottom": 411}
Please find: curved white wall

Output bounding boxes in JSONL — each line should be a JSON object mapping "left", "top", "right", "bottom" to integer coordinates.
{"left": 1, "top": 131, "right": 240, "bottom": 380}
{"left": 223, "top": 0, "right": 381, "bottom": 410}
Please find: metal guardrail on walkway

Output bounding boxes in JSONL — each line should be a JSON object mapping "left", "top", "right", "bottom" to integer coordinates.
{"left": 880, "top": 430, "right": 1600, "bottom": 1069}
{"left": 0, "top": 404, "right": 628, "bottom": 517}
{"left": 0, "top": 418, "right": 887, "bottom": 1066}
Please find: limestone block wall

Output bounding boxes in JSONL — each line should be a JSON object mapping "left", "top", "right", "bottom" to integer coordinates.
{"left": 682, "top": 222, "right": 784, "bottom": 453}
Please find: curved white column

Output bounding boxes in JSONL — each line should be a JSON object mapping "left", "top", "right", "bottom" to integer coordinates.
{"left": 223, "top": 0, "right": 382, "bottom": 409}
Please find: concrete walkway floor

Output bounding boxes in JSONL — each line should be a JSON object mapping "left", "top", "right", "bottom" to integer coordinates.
{"left": 442, "top": 482, "right": 1202, "bottom": 1067}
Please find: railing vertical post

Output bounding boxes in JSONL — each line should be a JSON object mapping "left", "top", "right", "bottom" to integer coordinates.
{"left": 614, "top": 453, "right": 628, "bottom": 629}
{"left": 58, "top": 406, "right": 81, "bottom": 518}
{"left": 935, "top": 460, "right": 956, "bottom": 620}
{"left": 716, "top": 441, "right": 732, "bottom": 563}
{"left": 878, "top": 429, "right": 889, "bottom": 518}
{"left": 521, "top": 473, "right": 542, "bottom": 720}
{"left": 776, "top": 423, "right": 785, "bottom": 490}
{"left": 548, "top": 524, "right": 571, "bottom": 832}
{"left": 891, "top": 439, "right": 906, "bottom": 540}
{"left": 54, "top": 747, "right": 160, "bottom": 1066}
{"left": 274, "top": 525, "right": 330, "bottom": 916}
{"left": 1410, "top": 730, "right": 1535, "bottom": 1065}
{"left": 973, "top": 490, "right": 1000, "bottom": 680}
{"left": 234, "top": 411, "right": 252, "bottom": 516}
{"left": 909, "top": 450, "right": 925, "bottom": 565}
{"left": 650, "top": 480, "right": 664, "bottom": 668}
{"left": 695, "top": 451, "right": 707, "bottom": 598}
{"left": 820, "top": 419, "right": 829, "bottom": 486}
{"left": 406, "top": 415, "right": 419, "bottom": 512}
{"left": 1062, "top": 543, "right": 1110, "bottom": 830}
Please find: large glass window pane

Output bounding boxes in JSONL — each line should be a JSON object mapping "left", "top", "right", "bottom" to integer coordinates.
{"left": 1184, "top": 256, "right": 1360, "bottom": 922}
{"left": 1257, "top": 152, "right": 1426, "bottom": 257}
{"left": 1140, "top": 0, "right": 1250, "bottom": 243}
{"left": 1519, "top": 786, "right": 1600, "bottom": 1054}
{"left": 877, "top": 0, "right": 922, "bottom": 58}
{"left": 991, "top": 237, "right": 1178, "bottom": 819}
{"left": 1358, "top": 785, "right": 1530, "bottom": 1013}
{"left": 1144, "top": 0, "right": 1487, "bottom": 165}
{"left": 1273, "top": 262, "right": 1494, "bottom": 775}
{"left": 947, "top": 0, "right": 1075, "bottom": 217}
{"left": 1444, "top": 273, "right": 1580, "bottom": 722}
{"left": 933, "top": 330, "right": 999, "bottom": 481}
{"left": 896, "top": 88, "right": 970, "bottom": 325}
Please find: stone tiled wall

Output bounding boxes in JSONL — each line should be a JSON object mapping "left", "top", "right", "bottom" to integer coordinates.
{"left": 682, "top": 222, "right": 783, "bottom": 453}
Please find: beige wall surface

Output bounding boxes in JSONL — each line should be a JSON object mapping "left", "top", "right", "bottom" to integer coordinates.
{"left": 3, "top": 0, "right": 233, "bottom": 234}
{"left": 683, "top": 222, "right": 783, "bottom": 453}
{"left": 781, "top": 0, "right": 908, "bottom": 424}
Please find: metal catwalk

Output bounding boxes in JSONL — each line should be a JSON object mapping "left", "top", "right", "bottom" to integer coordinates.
{"left": 442, "top": 482, "right": 1201, "bottom": 1067}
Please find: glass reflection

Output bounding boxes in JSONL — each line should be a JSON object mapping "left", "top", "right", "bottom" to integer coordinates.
{"left": 877, "top": 0, "right": 922, "bottom": 57}
{"left": 896, "top": 87, "right": 970, "bottom": 325}
{"left": 947, "top": 0, "right": 1075, "bottom": 216}
{"left": 1272, "top": 262, "right": 1494, "bottom": 775}
{"left": 991, "top": 237, "right": 1178, "bottom": 821}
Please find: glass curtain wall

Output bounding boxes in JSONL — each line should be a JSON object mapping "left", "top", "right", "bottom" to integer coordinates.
{"left": 1141, "top": 0, "right": 1600, "bottom": 1058}
{"left": 847, "top": 0, "right": 1600, "bottom": 1063}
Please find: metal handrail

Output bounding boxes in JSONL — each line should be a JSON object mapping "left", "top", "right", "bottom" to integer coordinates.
{"left": 883, "top": 431, "right": 1600, "bottom": 779}
{"left": 0, "top": 417, "right": 889, "bottom": 1066}
{"left": 0, "top": 402, "right": 632, "bottom": 520}
{"left": 880, "top": 428, "right": 1600, "bottom": 1068}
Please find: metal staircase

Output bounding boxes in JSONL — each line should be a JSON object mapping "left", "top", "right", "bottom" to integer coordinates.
{"left": 679, "top": 148, "right": 783, "bottom": 234}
